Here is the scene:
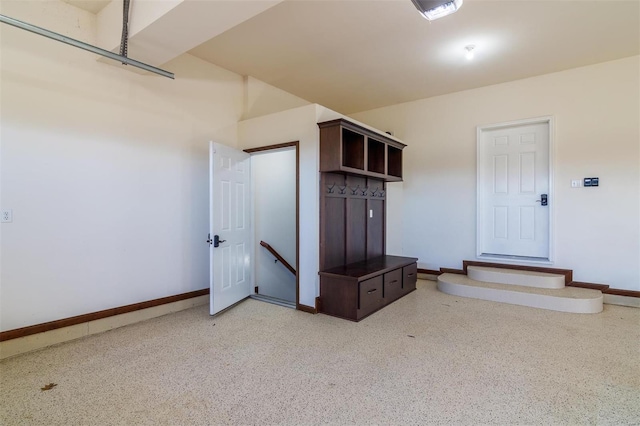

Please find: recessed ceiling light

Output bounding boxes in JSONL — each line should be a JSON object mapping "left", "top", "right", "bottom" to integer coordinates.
{"left": 465, "top": 45, "right": 475, "bottom": 60}
{"left": 412, "top": 0, "right": 464, "bottom": 21}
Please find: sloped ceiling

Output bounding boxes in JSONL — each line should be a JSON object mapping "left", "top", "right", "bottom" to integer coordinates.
{"left": 61, "top": 0, "right": 110, "bottom": 14}
{"left": 62, "top": 0, "right": 640, "bottom": 114}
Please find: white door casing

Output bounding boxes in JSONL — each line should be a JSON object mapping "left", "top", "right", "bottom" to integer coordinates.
{"left": 210, "top": 142, "right": 252, "bottom": 315}
{"left": 477, "top": 117, "right": 554, "bottom": 261}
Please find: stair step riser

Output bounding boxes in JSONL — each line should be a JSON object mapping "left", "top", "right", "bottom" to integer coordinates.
{"left": 438, "top": 280, "right": 602, "bottom": 314}
{"left": 468, "top": 266, "right": 564, "bottom": 289}
{"left": 437, "top": 275, "right": 603, "bottom": 314}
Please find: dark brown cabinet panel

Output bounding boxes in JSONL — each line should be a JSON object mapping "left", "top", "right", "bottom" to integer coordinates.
{"left": 318, "top": 275, "right": 355, "bottom": 320}
{"left": 367, "top": 199, "right": 384, "bottom": 259}
{"left": 319, "top": 124, "right": 341, "bottom": 173}
{"left": 346, "top": 198, "right": 367, "bottom": 265}
{"left": 322, "top": 197, "right": 345, "bottom": 270}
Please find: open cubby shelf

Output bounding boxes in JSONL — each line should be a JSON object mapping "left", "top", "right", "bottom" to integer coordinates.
{"left": 319, "top": 119, "right": 406, "bottom": 182}
{"left": 342, "top": 128, "right": 365, "bottom": 170}
{"left": 367, "top": 138, "right": 386, "bottom": 175}
{"left": 387, "top": 145, "right": 402, "bottom": 178}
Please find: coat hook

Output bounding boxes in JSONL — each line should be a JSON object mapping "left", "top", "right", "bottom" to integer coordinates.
{"left": 350, "top": 184, "right": 360, "bottom": 195}
{"left": 338, "top": 185, "right": 347, "bottom": 194}
{"left": 361, "top": 186, "right": 368, "bottom": 196}
{"left": 327, "top": 183, "right": 336, "bottom": 194}
{"left": 379, "top": 190, "right": 385, "bottom": 197}
{"left": 371, "top": 187, "right": 378, "bottom": 196}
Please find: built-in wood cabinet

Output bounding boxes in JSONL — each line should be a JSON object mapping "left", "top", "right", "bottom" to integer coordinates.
{"left": 318, "top": 118, "right": 415, "bottom": 322}
{"left": 318, "top": 119, "right": 406, "bottom": 182}
{"left": 319, "top": 255, "right": 418, "bottom": 321}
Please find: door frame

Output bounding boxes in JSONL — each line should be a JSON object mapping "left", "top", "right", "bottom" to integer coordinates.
{"left": 243, "top": 141, "right": 300, "bottom": 309}
{"left": 476, "top": 116, "right": 555, "bottom": 264}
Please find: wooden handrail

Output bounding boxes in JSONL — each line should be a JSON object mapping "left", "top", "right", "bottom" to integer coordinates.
{"left": 260, "top": 241, "right": 296, "bottom": 276}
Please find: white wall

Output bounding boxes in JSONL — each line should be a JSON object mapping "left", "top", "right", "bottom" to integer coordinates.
{"left": 0, "top": 1, "right": 328, "bottom": 331}
{"left": 351, "top": 56, "right": 640, "bottom": 290}
{"left": 238, "top": 105, "right": 319, "bottom": 307}
{"left": 252, "top": 148, "right": 296, "bottom": 302}
{"left": 384, "top": 182, "right": 404, "bottom": 256}
{"left": 0, "top": 0, "right": 246, "bottom": 331}
{"left": 243, "top": 77, "right": 310, "bottom": 121}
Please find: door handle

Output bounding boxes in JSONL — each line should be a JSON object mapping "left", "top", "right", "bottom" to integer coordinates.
{"left": 213, "top": 235, "right": 226, "bottom": 248}
{"left": 536, "top": 194, "right": 548, "bottom": 206}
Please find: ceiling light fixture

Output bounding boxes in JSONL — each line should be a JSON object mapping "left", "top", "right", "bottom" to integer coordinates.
{"left": 465, "top": 45, "right": 475, "bottom": 60}
{"left": 411, "top": 0, "right": 464, "bottom": 21}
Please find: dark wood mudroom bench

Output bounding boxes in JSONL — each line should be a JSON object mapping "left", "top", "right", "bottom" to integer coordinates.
{"left": 319, "top": 255, "right": 418, "bottom": 321}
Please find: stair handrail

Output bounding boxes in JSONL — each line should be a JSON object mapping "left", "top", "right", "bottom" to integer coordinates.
{"left": 259, "top": 241, "right": 296, "bottom": 276}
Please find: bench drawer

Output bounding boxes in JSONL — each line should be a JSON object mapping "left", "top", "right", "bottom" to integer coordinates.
{"left": 384, "top": 268, "right": 403, "bottom": 302}
{"left": 358, "top": 276, "right": 384, "bottom": 317}
{"left": 403, "top": 263, "right": 418, "bottom": 293}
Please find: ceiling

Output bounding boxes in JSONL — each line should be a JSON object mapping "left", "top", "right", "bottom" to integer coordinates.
{"left": 66, "top": 0, "right": 639, "bottom": 115}
{"left": 62, "top": 0, "right": 110, "bottom": 14}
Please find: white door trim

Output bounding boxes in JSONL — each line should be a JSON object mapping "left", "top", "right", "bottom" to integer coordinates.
{"left": 476, "top": 116, "right": 555, "bottom": 264}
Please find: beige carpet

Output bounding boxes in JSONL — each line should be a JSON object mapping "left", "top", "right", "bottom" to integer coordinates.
{"left": 1, "top": 280, "right": 639, "bottom": 425}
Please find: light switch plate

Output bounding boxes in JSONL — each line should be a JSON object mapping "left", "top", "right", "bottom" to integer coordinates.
{"left": 571, "top": 180, "right": 581, "bottom": 188}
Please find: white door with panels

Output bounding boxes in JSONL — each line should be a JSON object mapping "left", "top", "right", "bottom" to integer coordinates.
{"left": 209, "top": 142, "right": 252, "bottom": 315}
{"left": 477, "top": 119, "right": 552, "bottom": 259}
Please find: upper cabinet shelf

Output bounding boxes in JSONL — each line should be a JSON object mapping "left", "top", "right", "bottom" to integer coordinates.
{"left": 318, "top": 119, "right": 406, "bottom": 182}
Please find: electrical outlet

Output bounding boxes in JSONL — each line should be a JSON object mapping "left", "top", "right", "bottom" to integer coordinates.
{"left": 1, "top": 209, "right": 12, "bottom": 223}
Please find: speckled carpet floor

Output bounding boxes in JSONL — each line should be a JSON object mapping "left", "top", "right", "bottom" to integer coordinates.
{"left": 1, "top": 280, "right": 639, "bottom": 425}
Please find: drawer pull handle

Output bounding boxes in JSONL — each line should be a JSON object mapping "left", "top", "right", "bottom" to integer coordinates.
{"left": 407, "top": 273, "right": 415, "bottom": 277}
{"left": 367, "top": 288, "right": 378, "bottom": 294}
{"left": 389, "top": 280, "right": 398, "bottom": 284}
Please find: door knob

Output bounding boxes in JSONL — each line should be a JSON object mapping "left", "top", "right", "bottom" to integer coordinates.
{"left": 535, "top": 194, "right": 548, "bottom": 206}
{"left": 213, "top": 235, "right": 226, "bottom": 248}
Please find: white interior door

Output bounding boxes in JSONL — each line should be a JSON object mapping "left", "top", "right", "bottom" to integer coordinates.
{"left": 478, "top": 119, "right": 551, "bottom": 259}
{"left": 210, "top": 142, "right": 252, "bottom": 315}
